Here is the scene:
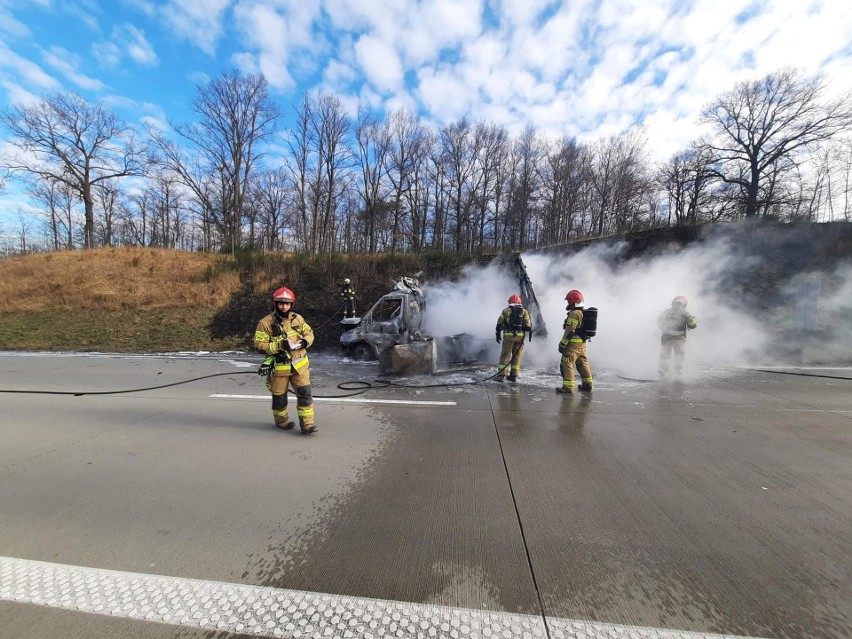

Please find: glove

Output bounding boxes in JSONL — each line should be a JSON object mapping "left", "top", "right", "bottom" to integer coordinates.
{"left": 527, "top": 330, "right": 532, "bottom": 342}
{"left": 299, "top": 339, "right": 308, "bottom": 350}
{"left": 496, "top": 334, "right": 501, "bottom": 344}
{"left": 557, "top": 344, "right": 565, "bottom": 355}
{"left": 258, "top": 356, "right": 275, "bottom": 376}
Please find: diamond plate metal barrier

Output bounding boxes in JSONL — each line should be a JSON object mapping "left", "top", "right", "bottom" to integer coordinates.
{"left": 1, "top": 556, "right": 766, "bottom": 638}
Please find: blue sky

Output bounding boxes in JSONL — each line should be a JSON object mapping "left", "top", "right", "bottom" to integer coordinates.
{"left": 1, "top": 0, "right": 852, "bottom": 223}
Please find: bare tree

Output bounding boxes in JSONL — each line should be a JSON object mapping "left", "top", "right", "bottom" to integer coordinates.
{"left": 283, "top": 94, "right": 314, "bottom": 251}
{"left": 587, "top": 128, "right": 650, "bottom": 235}
{"left": 505, "top": 124, "right": 546, "bottom": 248}
{"left": 283, "top": 92, "right": 352, "bottom": 253}
{"left": 541, "top": 135, "right": 588, "bottom": 243}
{"left": 14, "top": 209, "right": 34, "bottom": 253}
{"left": 657, "top": 144, "right": 718, "bottom": 227}
{"left": 439, "top": 116, "right": 480, "bottom": 250}
{"left": 26, "top": 178, "right": 76, "bottom": 249}
{"left": 353, "top": 107, "right": 391, "bottom": 253}
{"left": 402, "top": 128, "right": 436, "bottom": 253}
{"left": 468, "top": 121, "right": 509, "bottom": 250}
{"left": 161, "top": 69, "right": 280, "bottom": 251}
{"left": 1, "top": 93, "right": 148, "bottom": 248}
{"left": 249, "top": 168, "right": 293, "bottom": 250}
{"left": 385, "top": 107, "right": 432, "bottom": 253}
{"left": 94, "top": 183, "right": 119, "bottom": 246}
{"left": 702, "top": 68, "right": 852, "bottom": 219}
{"left": 311, "top": 93, "right": 351, "bottom": 252}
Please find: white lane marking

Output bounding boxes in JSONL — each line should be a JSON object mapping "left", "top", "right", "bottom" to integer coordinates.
{"left": 0, "top": 556, "right": 767, "bottom": 639}
{"left": 209, "top": 393, "right": 457, "bottom": 406}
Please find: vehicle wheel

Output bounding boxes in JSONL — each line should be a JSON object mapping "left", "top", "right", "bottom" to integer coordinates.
{"left": 351, "top": 343, "right": 374, "bottom": 361}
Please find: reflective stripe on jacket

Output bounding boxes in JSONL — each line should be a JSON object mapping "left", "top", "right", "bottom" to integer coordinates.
{"left": 559, "top": 309, "right": 584, "bottom": 349}
{"left": 254, "top": 311, "right": 315, "bottom": 366}
{"left": 657, "top": 308, "right": 697, "bottom": 338}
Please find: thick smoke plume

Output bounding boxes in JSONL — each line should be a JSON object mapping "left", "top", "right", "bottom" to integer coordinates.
{"left": 421, "top": 230, "right": 851, "bottom": 379}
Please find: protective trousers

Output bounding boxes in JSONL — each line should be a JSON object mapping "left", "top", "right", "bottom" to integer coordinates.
{"left": 559, "top": 342, "right": 593, "bottom": 391}
{"left": 343, "top": 300, "right": 356, "bottom": 318}
{"left": 498, "top": 334, "right": 526, "bottom": 379}
{"left": 659, "top": 335, "right": 686, "bottom": 376}
{"left": 266, "top": 365, "right": 314, "bottom": 430}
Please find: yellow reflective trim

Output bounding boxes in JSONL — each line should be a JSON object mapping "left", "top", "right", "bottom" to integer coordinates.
{"left": 273, "top": 356, "right": 309, "bottom": 372}
{"left": 297, "top": 406, "right": 314, "bottom": 417}
{"left": 255, "top": 331, "right": 270, "bottom": 341}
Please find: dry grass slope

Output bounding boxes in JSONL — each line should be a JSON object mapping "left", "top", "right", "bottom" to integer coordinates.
{"left": 0, "top": 247, "right": 241, "bottom": 313}
{"left": 0, "top": 248, "right": 248, "bottom": 352}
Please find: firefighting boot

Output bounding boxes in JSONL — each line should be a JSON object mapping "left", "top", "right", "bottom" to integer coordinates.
{"left": 555, "top": 386, "right": 574, "bottom": 394}
{"left": 579, "top": 383, "right": 593, "bottom": 392}
{"left": 276, "top": 421, "right": 296, "bottom": 430}
{"left": 507, "top": 374, "right": 517, "bottom": 382}
{"left": 301, "top": 424, "right": 317, "bottom": 435}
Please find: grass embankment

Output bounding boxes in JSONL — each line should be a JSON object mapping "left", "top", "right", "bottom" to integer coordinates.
{"left": 0, "top": 247, "right": 478, "bottom": 353}
{"left": 0, "top": 248, "right": 243, "bottom": 352}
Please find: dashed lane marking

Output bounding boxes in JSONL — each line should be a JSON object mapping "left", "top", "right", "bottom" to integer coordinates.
{"left": 1, "top": 556, "right": 768, "bottom": 639}
{"left": 209, "top": 393, "right": 457, "bottom": 406}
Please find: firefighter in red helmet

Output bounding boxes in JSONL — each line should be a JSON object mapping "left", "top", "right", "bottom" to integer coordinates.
{"left": 254, "top": 287, "right": 317, "bottom": 434}
{"left": 495, "top": 293, "right": 532, "bottom": 382}
{"left": 556, "top": 289, "right": 594, "bottom": 394}
{"left": 657, "top": 295, "right": 697, "bottom": 378}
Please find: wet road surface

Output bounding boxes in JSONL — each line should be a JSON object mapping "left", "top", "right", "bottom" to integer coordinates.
{"left": 0, "top": 352, "right": 850, "bottom": 638}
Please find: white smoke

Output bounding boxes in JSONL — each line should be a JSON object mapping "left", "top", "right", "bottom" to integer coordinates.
{"left": 419, "top": 235, "right": 804, "bottom": 380}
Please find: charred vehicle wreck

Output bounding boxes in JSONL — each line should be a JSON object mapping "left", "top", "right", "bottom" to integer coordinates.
{"left": 340, "top": 254, "right": 548, "bottom": 375}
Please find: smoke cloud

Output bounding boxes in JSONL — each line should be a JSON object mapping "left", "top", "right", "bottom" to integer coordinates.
{"left": 420, "top": 231, "right": 851, "bottom": 380}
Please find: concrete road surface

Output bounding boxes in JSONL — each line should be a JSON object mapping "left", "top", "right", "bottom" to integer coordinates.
{"left": 0, "top": 352, "right": 850, "bottom": 639}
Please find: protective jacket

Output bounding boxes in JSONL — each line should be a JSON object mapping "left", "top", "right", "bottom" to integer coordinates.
{"left": 254, "top": 311, "right": 315, "bottom": 373}
{"left": 558, "top": 308, "right": 585, "bottom": 350}
{"left": 557, "top": 307, "right": 593, "bottom": 391}
{"left": 657, "top": 308, "right": 697, "bottom": 339}
{"left": 340, "top": 284, "right": 357, "bottom": 318}
{"left": 340, "top": 285, "right": 356, "bottom": 303}
{"left": 496, "top": 304, "right": 532, "bottom": 340}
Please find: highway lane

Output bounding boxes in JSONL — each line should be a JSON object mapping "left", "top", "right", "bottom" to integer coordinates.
{"left": 1, "top": 351, "right": 850, "bottom": 638}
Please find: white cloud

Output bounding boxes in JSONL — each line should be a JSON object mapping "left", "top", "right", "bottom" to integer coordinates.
{"left": 0, "top": 5, "right": 30, "bottom": 38}
{"left": 161, "top": 0, "right": 231, "bottom": 56}
{"left": 42, "top": 46, "right": 106, "bottom": 92}
{"left": 92, "top": 24, "right": 157, "bottom": 69}
{"left": 231, "top": 0, "right": 323, "bottom": 91}
{"left": 0, "top": 40, "right": 60, "bottom": 92}
{"left": 0, "top": 80, "right": 41, "bottom": 106}
{"left": 121, "top": 0, "right": 157, "bottom": 17}
{"left": 91, "top": 41, "right": 122, "bottom": 69}
{"left": 118, "top": 25, "right": 158, "bottom": 66}
{"left": 354, "top": 34, "right": 404, "bottom": 92}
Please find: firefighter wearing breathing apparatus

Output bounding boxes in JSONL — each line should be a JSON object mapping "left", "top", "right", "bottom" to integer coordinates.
{"left": 556, "top": 289, "right": 594, "bottom": 394}
{"left": 657, "top": 295, "right": 697, "bottom": 378}
{"left": 254, "top": 287, "right": 317, "bottom": 434}
{"left": 340, "top": 278, "right": 357, "bottom": 318}
{"left": 495, "top": 294, "right": 532, "bottom": 382}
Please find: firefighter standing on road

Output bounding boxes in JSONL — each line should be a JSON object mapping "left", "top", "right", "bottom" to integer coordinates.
{"left": 496, "top": 294, "right": 532, "bottom": 382}
{"left": 657, "top": 295, "right": 697, "bottom": 378}
{"left": 340, "top": 278, "right": 357, "bottom": 318}
{"left": 556, "top": 289, "right": 594, "bottom": 394}
{"left": 254, "top": 287, "right": 317, "bottom": 434}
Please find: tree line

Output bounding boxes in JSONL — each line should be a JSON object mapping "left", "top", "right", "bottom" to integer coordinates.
{"left": 2, "top": 67, "right": 851, "bottom": 255}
